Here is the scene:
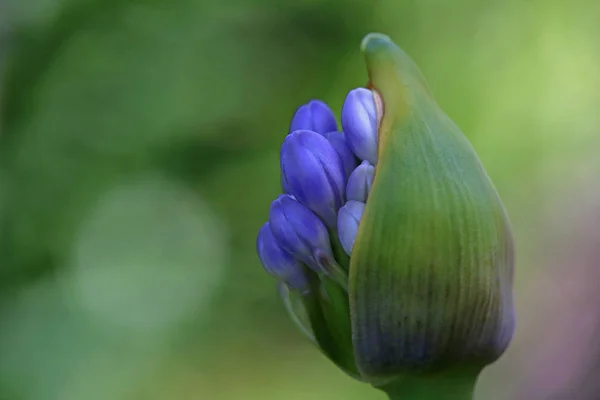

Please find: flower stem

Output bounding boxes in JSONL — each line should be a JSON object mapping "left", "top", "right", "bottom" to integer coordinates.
{"left": 377, "top": 366, "right": 480, "bottom": 400}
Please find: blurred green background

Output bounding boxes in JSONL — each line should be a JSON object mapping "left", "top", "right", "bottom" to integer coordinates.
{"left": 1, "top": 0, "right": 600, "bottom": 399}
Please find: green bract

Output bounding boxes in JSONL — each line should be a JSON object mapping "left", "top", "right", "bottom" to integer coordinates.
{"left": 351, "top": 33, "right": 515, "bottom": 381}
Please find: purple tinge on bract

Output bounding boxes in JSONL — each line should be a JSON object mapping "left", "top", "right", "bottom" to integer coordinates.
{"left": 325, "top": 131, "right": 358, "bottom": 180}
{"left": 289, "top": 100, "right": 338, "bottom": 135}
{"left": 346, "top": 160, "right": 375, "bottom": 203}
{"left": 337, "top": 200, "right": 366, "bottom": 256}
{"left": 280, "top": 130, "right": 346, "bottom": 228}
{"left": 269, "top": 194, "right": 334, "bottom": 273}
{"left": 257, "top": 222, "right": 309, "bottom": 291}
{"left": 341, "top": 88, "right": 378, "bottom": 165}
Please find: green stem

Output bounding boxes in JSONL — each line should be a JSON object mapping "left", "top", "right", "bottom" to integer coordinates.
{"left": 377, "top": 367, "right": 480, "bottom": 400}
{"left": 330, "top": 228, "right": 350, "bottom": 271}
{"left": 299, "top": 273, "right": 357, "bottom": 376}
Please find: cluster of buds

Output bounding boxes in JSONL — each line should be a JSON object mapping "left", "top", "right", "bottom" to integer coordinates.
{"left": 257, "top": 33, "right": 515, "bottom": 397}
{"left": 258, "top": 87, "right": 378, "bottom": 284}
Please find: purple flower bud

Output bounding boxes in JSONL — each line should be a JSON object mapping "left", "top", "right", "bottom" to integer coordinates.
{"left": 341, "top": 88, "right": 378, "bottom": 164}
{"left": 346, "top": 160, "right": 375, "bottom": 203}
{"left": 325, "top": 131, "right": 358, "bottom": 180}
{"left": 280, "top": 130, "right": 346, "bottom": 228}
{"left": 290, "top": 100, "right": 338, "bottom": 135}
{"left": 257, "top": 223, "right": 309, "bottom": 291}
{"left": 337, "top": 200, "right": 365, "bottom": 256}
{"left": 269, "top": 194, "right": 334, "bottom": 273}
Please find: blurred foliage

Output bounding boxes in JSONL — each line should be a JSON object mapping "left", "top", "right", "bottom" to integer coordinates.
{"left": 1, "top": 0, "right": 600, "bottom": 399}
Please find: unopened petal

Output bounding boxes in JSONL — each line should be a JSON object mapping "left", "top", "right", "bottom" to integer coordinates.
{"left": 257, "top": 223, "right": 309, "bottom": 291}
{"left": 346, "top": 160, "right": 375, "bottom": 203}
{"left": 341, "top": 88, "right": 378, "bottom": 164}
{"left": 280, "top": 130, "right": 346, "bottom": 228}
{"left": 337, "top": 200, "right": 365, "bottom": 256}
{"left": 269, "top": 194, "right": 333, "bottom": 272}
{"left": 326, "top": 131, "right": 358, "bottom": 180}
{"left": 290, "top": 100, "right": 338, "bottom": 135}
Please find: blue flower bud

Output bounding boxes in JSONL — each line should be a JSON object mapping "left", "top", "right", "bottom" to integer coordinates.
{"left": 280, "top": 130, "right": 346, "bottom": 228}
{"left": 269, "top": 194, "right": 334, "bottom": 273}
{"left": 341, "top": 88, "right": 378, "bottom": 164}
{"left": 337, "top": 200, "right": 365, "bottom": 256}
{"left": 259, "top": 34, "right": 516, "bottom": 397}
{"left": 346, "top": 160, "right": 375, "bottom": 203}
{"left": 325, "top": 131, "right": 358, "bottom": 180}
{"left": 257, "top": 223, "right": 309, "bottom": 291}
{"left": 290, "top": 100, "right": 338, "bottom": 135}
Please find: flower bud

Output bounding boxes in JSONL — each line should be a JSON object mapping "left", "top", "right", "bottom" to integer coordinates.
{"left": 325, "top": 131, "right": 358, "bottom": 180}
{"left": 280, "top": 130, "right": 346, "bottom": 228}
{"left": 290, "top": 100, "right": 338, "bottom": 135}
{"left": 258, "top": 33, "right": 516, "bottom": 398}
{"left": 268, "top": 194, "right": 334, "bottom": 274}
{"left": 346, "top": 160, "right": 374, "bottom": 203}
{"left": 337, "top": 200, "right": 365, "bottom": 256}
{"left": 256, "top": 223, "right": 309, "bottom": 291}
{"left": 341, "top": 88, "right": 378, "bottom": 165}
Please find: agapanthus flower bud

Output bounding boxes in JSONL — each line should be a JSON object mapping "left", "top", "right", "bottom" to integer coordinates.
{"left": 280, "top": 130, "right": 346, "bottom": 228}
{"left": 268, "top": 194, "right": 334, "bottom": 274}
{"left": 258, "top": 32, "right": 516, "bottom": 400}
{"left": 337, "top": 200, "right": 365, "bottom": 256}
{"left": 256, "top": 223, "right": 309, "bottom": 291}
{"left": 325, "top": 131, "right": 358, "bottom": 180}
{"left": 341, "top": 88, "right": 378, "bottom": 165}
{"left": 289, "top": 100, "right": 338, "bottom": 135}
{"left": 346, "top": 160, "right": 375, "bottom": 203}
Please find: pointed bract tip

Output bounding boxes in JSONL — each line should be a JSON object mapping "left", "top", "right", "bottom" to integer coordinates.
{"left": 361, "top": 33, "right": 394, "bottom": 54}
